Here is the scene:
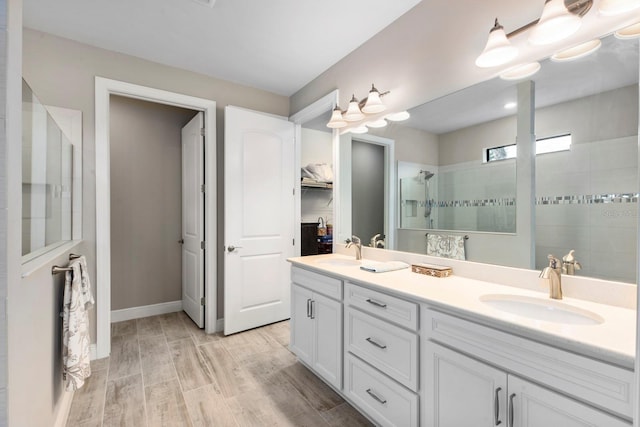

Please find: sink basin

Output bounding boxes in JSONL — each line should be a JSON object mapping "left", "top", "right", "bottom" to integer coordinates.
{"left": 314, "top": 258, "right": 361, "bottom": 266}
{"left": 479, "top": 294, "right": 604, "bottom": 325}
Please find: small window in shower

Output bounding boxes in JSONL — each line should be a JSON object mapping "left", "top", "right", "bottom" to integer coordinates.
{"left": 484, "top": 133, "right": 572, "bottom": 163}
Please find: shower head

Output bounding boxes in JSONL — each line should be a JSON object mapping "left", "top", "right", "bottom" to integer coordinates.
{"left": 421, "top": 170, "right": 435, "bottom": 180}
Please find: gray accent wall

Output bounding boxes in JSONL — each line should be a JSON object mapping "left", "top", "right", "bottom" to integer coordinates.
{"left": 351, "top": 140, "right": 385, "bottom": 244}
{"left": 109, "top": 95, "right": 196, "bottom": 311}
{"left": 23, "top": 28, "right": 289, "bottom": 328}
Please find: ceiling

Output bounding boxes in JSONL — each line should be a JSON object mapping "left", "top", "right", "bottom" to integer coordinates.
{"left": 23, "top": 0, "right": 421, "bottom": 96}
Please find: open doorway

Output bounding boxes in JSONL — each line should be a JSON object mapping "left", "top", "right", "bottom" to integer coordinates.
{"left": 94, "top": 77, "right": 217, "bottom": 359}
{"left": 109, "top": 96, "right": 204, "bottom": 327}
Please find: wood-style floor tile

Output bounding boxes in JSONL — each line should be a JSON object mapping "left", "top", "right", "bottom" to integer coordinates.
{"left": 260, "top": 320, "right": 290, "bottom": 347}
{"left": 108, "top": 334, "right": 140, "bottom": 380}
{"left": 160, "top": 312, "right": 192, "bottom": 342}
{"left": 184, "top": 384, "right": 238, "bottom": 427}
{"left": 139, "top": 334, "right": 177, "bottom": 386}
{"left": 178, "top": 312, "right": 222, "bottom": 345}
{"left": 320, "top": 402, "right": 374, "bottom": 426}
{"left": 111, "top": 319, "right": 137, "bottom": 337}
{"left": 102, "top": 374, "right": 146, "bottom": 427}
{"left": 136, "top": 315, "right": 163, "bottom": 337}
{"left": 244, "top": 345, "right": 297, "bottom": 382}
{"left": 66, "top": 368, "right": 108, "bottom": 425}
{"left": 280, "top": 362, "right": 343, "bottom": 413}
{"left": 222, "top": 328, "right": 282, "bottom": 364}
{"left": 198, "top": 341, "right": 258, "bottom": 398}
{"left": 145, "top": 378, "right": 193, "bottom": 427}
{"left": 168, "top": 337, "right": 214, "bottom": 392}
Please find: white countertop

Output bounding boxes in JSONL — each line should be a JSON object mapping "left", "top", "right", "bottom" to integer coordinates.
{"left": 288, "top": 253, "right": 637, "bottom": 369}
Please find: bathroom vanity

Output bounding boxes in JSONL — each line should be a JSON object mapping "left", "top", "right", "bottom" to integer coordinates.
{"left": 288, "top": 254, "right": 636, "bottom": 427}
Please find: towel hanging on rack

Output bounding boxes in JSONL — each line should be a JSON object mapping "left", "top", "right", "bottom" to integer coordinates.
{"left": 62, "top": 255, "right": 95, "bottom": 391}
{"left": 426, "top": 233, "right": 467, "bottom": 260}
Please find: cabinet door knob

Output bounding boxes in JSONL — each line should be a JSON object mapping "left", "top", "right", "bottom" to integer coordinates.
{"left": 508, "top": 393, "right": 516, "bottom": 427}
{"left": 494, "top": 387, "right": 502, "bottom": 425}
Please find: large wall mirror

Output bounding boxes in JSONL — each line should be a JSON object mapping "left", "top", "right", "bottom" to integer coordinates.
{"left": 337, "top": 33, "right": 638, "bottom": 284}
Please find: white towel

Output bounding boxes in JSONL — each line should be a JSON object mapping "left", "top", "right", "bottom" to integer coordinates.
{"left": 62, "top": 255, "right": 95, "bottom": 391}
{"left": 360, "top": 261, "right": 410, "bottom": 273}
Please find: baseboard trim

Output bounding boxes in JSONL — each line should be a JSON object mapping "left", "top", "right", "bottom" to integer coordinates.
{"left": 111, "top": 300, "right": 183, "bottom": 323}
{"left": 53, "top": 388, "right": 74, "bottom": 427}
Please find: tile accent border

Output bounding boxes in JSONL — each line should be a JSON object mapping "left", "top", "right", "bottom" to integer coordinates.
{"left": 536, "top": 193, "right": 639, "bottom": 205}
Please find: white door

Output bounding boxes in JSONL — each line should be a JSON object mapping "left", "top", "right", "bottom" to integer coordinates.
{"left": 224, "top": 106, "right": 295, "bottom": 335}
{"left": 181, "top": 112, "right": 205, "bottom": 327}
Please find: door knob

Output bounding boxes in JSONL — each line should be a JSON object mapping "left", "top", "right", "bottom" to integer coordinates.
{"left": 227, "top": 245, "right": 242, "bottom": 252}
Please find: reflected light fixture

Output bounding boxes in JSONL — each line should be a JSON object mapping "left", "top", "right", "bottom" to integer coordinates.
{"left": 349, "top": 125, "right": 368, "bottom": 134}
{"left": 529, "top": 0, "right": 582, "bottom": 45}
{"left": 499, "top": 62, "right": 541, "bottom": 80}
{"left": 366, "top": 118, "right": 388, "bottom": 128}
{"left": 504, "top": 102, "right": 517, "bottom": 109}
{"left": 615, "top": 21, "right": 640, "bottom": 39}
{"left": 551, "top": 38, "right": 601, "bottom": 61}
{"left": 599, "top": 0, "right": 640, "bottom": 15}
{"left": 475, "top": 19, "right": 519, "bottom": 68}
{"left": 326, "top": 106, "right": 347, "bottom": 129}
{"left": 385, "top": 111, "right": 410, "bottom": 122}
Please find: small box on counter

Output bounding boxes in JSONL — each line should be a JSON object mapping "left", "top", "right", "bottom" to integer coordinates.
{"left": 411, "top": 263, "right": 453, "bottom": 278}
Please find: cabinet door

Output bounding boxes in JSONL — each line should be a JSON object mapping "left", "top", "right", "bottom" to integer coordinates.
{"left": 424, "top": 341, "right": 507, "bottom": 427}
{"left": 290, "top": 284, "right": 314, "bottom": 366}
{"left": 312, "top": 292, "right": 342, "bottom": 389}
{"left": 508, "top": 376, "right": 630, "bottom": 427}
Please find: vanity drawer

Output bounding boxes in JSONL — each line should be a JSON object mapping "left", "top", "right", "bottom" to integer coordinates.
{"left": 346, "top": 307, "right": 418, "bottom": 391}
{"left": 345, "top": 353, "right": 419, "bottom": 427}
{"left": 291, "top": 266, "right": 342, "bottom": 300}
{"left": 424, "top": 308, "right": 635, "bottom": 419}
{"left": 345, "top": 282, "right": 418, "bottom": 330}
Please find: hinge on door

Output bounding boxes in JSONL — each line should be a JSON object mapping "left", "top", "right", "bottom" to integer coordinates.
{"left": 201, "top": 297, "right": 205, "bottom": 306}
{"left": 201, "top": 184, "right": 206, "bottom": 193}
{"left": 201, "top": 241, "right": 206, "bottom": 250}
{"left": 200, "top": 128, "right": 205, "bottom": 136}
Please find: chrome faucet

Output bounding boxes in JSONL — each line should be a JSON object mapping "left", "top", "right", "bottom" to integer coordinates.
{"left": 562, "top": 250, "right": 582, "bottom": 275}
{"left": 540, "top": 254, "right": 563, "bottom": 300}
{"left": 346, "top": 235, "right": 362, "bottom": 260}
{"left": 369, "top": 233, "right": 386, "bottom": 248}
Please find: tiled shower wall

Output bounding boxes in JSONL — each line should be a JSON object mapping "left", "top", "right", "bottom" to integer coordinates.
{"left": 535, "top": 135, "right": 638, "bottom": 283}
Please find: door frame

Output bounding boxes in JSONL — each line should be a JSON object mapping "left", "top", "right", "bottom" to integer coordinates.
{"left": 95, "top": 77, "right": 217, "bottom": 359}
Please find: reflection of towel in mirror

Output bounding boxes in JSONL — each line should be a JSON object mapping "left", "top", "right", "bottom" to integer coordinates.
{"left": 426, "top": 234, "right": 466, "bottom": 260}
{"left": 301, "top": 163, "right": 333, "bottom": 183}
{"left": 63, "top": 255, "right": 95, "bottom": 391}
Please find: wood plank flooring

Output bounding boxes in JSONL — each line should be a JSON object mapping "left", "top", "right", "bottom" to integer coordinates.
{"left": 66, "top": 312, "right": 373, "bottom": 426}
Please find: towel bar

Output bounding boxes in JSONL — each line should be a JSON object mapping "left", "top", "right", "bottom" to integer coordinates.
{"left": 52, "top": 265, "right": 73, "bottom": 275}
{"left": 69, "top": 253, "right": 81, "bottom": 260}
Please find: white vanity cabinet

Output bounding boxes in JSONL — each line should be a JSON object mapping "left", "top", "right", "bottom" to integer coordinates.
{"left": 290, "top": 267, "right": 343, "bottom": 390}
{"left": 423, "top": 308, "right": 634, "bottom": 426}
{"left": 344, "top": 282, "right": 420, "bottom": 427}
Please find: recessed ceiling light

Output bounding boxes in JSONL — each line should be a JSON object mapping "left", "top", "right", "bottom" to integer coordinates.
{"left": 499, "top": 62, "right": 541, "bottom": 80}
{"left": 551, "top": 39, "right": 602, "bottom": 62}
{"left": 615, "top": 22, "right": 640, "bottom": 39}
{"left": 504, "top": 102, "right": 517, "bottom": 110}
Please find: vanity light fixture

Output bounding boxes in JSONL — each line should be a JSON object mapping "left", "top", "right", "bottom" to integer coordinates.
{"left": 529, "top": 0, "right": 583, "bottom": 46}
{"left": 615, "top": 21, "right": 640, "bottom": 39}
{"left": 326, "top": 84, "right": 391, "bottom": 129}
{"left": 499, "top": 62, "right": 542, "bottom": 80}
{"left": 349, "top": 125, "right": 369, "bottom": 134}
{"left": 551, "top": 38, "right": 601, "bottom": 61}
{"left": 476, "top": 0, "right": 593, "bottom": 68}
{"left": 475, "top": 19, "right": 519, "bottom": 68}
{"left": 599, "top": 0, "right": 640, "bottom": 16}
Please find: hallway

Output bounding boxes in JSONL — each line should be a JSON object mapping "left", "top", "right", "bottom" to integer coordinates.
{"left": 65, "top": 313, "right": 371, "bottom": 426}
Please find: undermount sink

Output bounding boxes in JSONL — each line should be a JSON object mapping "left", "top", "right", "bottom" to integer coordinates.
{"left": 314, "top": 258, "right": 361, "bottom": 266}
{"left": 479, "top": 294, "right": 605, "bottom": 325}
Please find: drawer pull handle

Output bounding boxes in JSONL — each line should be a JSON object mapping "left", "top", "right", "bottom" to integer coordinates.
{"left": 365, "top": 337, "right": 387, "bottom": 349}
{"left": 306, "top": 299, "right": 311, "bottom": 318}
{"left": 494, "top": 387, "right": 502, "bottom": 426}
{"left": 366, "top": 298, "right": 387, "bottom": 308}
{"left": 310, "top": 300, "right": 315, "bottom": 319}
{"left": 366, "top": 388, "right": 387, "bottom": 405}
{"left": 508, "top": 393, "right": 515, "bottom": 427}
